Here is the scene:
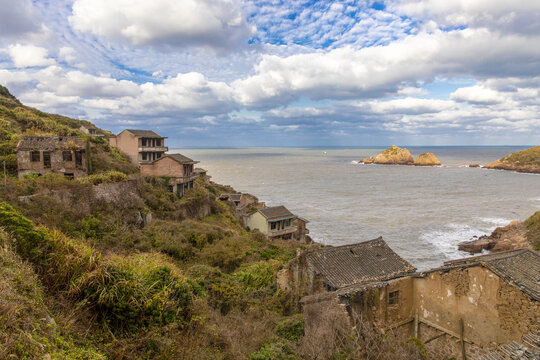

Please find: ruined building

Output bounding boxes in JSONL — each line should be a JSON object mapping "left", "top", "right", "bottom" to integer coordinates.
{"left": 109, "top": 129, "right": 168, "bottom": 165}
{"left": 16, "top": 136, "right": 88, "bottom": 178}
{"left": 140, "top": 153, "right": 199, "bottom": 197}
{"left": 281, "top": 239, "right": 540, "bottom": 359}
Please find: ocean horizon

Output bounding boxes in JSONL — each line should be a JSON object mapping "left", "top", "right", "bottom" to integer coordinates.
{"left": 173, "top": 146, "right": 540, "bottom": 270}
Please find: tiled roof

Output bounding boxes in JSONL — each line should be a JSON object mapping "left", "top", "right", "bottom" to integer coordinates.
{"left": 440, "top": 249, "right": 540, "bottom": 301}
{"left": 165, "top": 153, "right": 199, "bottom": 165}
{"left": 304, "top": 237, "right": 417, "bottom": 289}
{"left": 259, "top": 206, "right": 297, "bottom": 221}
{"left": 124, "top": 129, "right": 163, "bottom": 138}
{"left": 16, "top": 136, "right": 85, "bottom": 151}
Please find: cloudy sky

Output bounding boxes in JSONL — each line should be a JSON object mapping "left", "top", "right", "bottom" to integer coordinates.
{"left": 1, "top": 0, "right": 539, "bottom": 147}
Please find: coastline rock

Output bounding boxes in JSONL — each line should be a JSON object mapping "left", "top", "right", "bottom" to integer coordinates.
{"left": 413, "top": 152, "right": 441, "bottom": 166}
{"left": 468, "top": 164, "right": 480, "bottom": 168}
{"left": 458, "top": 220, "right": 528, "bottom": 254}
{"left": 484, "top": 145, "right": 540, "bottom": 174}
{"left": 373, "top": 145, "right": 414, "bottom": 165}
{"left": 362, "top": 156, "right": 375, "bottom": 164}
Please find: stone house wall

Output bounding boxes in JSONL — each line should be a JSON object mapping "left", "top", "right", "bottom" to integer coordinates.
{"left": 17, "top": 149, "right": 87, "bottom": 178}
{"left": 413, "top": 266, "right": 539, "bottom": 346}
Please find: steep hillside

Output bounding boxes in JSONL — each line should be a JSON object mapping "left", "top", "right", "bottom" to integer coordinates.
{"left": 0, "top": 85, "right": 138, "bottom": 176}
{"left": 484, "top": 146, "right": 540, "bottom": 173}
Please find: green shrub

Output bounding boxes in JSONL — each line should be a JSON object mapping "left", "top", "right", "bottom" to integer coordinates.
{"left": 234, "top": 260, "right": 280, "bottom": 292}
{"left": 276, "top": 315, "right": 304, "bottom": 342}
{"left": 78, "top": 253, "right": 193, "bottom": 331}
{"left": 249, "top": 342, "right": 296, "bottom": 360}
{"left": 77, "top": 170, "right": 128, "bottom": 185}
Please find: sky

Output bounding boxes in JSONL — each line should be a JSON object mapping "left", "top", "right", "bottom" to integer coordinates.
{"left": 0, "top": 0, "right": 539, "bottom": 147}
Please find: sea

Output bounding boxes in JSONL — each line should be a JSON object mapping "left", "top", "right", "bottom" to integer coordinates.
{"left": 171, "top": 147, "right": 540, "bottom": 270}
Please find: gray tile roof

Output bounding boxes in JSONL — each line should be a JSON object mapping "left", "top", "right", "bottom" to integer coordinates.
{"left": 16, "top": 136, "right": 85, "bottom": 151}
{"left": 304, "top": 237, "right": 417, "bottom": 289}
{"left": 124, "top": 129, "right": 163, "bottom": 138}
{"left": 439, "top": 249, "right": 540, "bottom": 301}
{"left": 259, "top": 205, "right": 297, "bottom": 221}
{"left": 165, "top": 153, "right": 199, "bottom": 165}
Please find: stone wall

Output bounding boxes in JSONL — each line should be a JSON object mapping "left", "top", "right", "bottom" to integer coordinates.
{"left": 413, "top": 266, "right": 540, "bottom": 346}
{"left": 17, "top": 149, "right": 87, "bottom": 178}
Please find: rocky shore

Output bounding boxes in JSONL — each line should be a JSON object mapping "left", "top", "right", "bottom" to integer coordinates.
{"left": 484, "top": 145, "right": 540, "bottom": 174}
{"left": 458, "top": 211, "right": 540, "bottom": 253}
{"left": 361, "top": 146, "right": 441, "bottom": 166}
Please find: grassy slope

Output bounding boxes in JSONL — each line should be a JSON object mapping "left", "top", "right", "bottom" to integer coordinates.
{"left": 0, "top": 86, "right": 308, "bottom": 359}
{"left": 485, "top": 146, "right": 540, "bottom": 173}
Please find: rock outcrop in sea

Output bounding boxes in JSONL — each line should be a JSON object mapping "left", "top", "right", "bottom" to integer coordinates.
{"left": 361, "top": 146, "right": 441, "bottom": 166}
{"left": 484, "top": 145, "right": 540, "bottom": 174}
{"left": 458, "top": 221, "right": 528, "bottom": 253}
{"left": 413, "top": 152, "right": 441, "bottom": 166}
{"left": 372, "top": 145, "right": 414, "bottom": 165}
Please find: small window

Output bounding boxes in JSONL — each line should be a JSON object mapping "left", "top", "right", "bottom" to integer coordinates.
{"left": 142, "top": 138, "right": 147, "bottom": 146}
{"left": 157, "top": 152, "right": 162, "bottom": 159}
{"left": 271, "top": 222, "right": 276, "bottom": 230}
{"left": 142, "top": 152, "right": 147, "bottom": 161}
{"left": 155, "top": 139, "right": 161, "bottom": 147}
{"left": 63, "top": 150, "right": 72, "bottom": 162}
{"left": 31, "top": 151, "right": 40, "bottom": 162}
{"left": 389, "top": 290, "right": 399, "bottom": 305}
{"left": 75, "top": 151, "right": 83, "bottom": 166}
{"left": 43, "top": 151, "right": 51, "bottom": 168}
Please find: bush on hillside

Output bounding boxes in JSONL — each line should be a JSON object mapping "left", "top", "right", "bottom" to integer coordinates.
{"left": 77, "top": 170, "right": 128, "bottom": 185}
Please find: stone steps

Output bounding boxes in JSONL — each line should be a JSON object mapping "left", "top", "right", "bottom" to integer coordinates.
{"left": 477, "top": 331, "right": 540, "bottom": 360}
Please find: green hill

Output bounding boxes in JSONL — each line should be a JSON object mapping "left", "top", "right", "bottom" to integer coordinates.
{"left": 0, "top": 85, "right": 138, "bottom": 176}
{"left": 485, "top": 146, "right": 540, "bottom": 173}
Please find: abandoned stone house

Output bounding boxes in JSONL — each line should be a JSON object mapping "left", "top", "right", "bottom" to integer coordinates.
{"left": 79, "top": 125, "right": 104, "bottom": 137}
{"left": 219, "top": 193, "right": 254, "bottom": 213}
{"left": 140, "top": 153, "right": 199, "bottom": 197}
{"left": 281, "top": 240, "right": 540, "bottom": 359}
{"left": 246, "top": 205, "right": 303, "bottom": 240}
{"left": 16, "top": 136, "right": 88, "bottom": 178}
{"left": 109, "top": 129, "right": 168, "bottom": 165}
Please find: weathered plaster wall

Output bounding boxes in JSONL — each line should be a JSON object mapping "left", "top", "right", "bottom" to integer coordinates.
{"left": 246, "top": 211, "right": 268, "bottom": 234}
{"left": 140, "top": 157, "right": 185, "bottom": 177}
{"left": 413, "top": 266, "right": 539, "bottom": 346}
{"left": 113, "top": 131, "right": 139, "bottom": 164}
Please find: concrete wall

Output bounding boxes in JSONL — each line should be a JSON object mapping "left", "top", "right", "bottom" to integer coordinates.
{"left": 246, "top": 211, "right": 269, "bottom": 234}
{"left": 17, "top": 149, "right": 87, "bottom": 178}
{"left": 140, "top": 157, "right": 185, "bottom": 177}
{"left": 111, "top": 131, "right": 139, "bottom": 164}
{"left": 413, "top": 266, "right": 540, "bottom": 346}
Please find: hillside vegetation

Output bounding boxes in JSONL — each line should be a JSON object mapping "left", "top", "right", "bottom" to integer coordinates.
{"left": 0, "top": 87, "right": 428, "bottom": 359}
{"left": 485, "top": 146, "right": 540, "bottom": 173}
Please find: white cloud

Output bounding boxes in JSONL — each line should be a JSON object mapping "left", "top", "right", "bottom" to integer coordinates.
{"left": 8, "top": 44, "right": 56, "bottom": 68}
{"left": 232, "top": 28, "right": 540, "bottom": 108}
{"left": 69, "top": 0, "right": 254, "bottom": 51}
{"left": 390, "top": 0, "right": 540, "bottom": 34}
{"left": 58, "top": 46, "right": 77, "bottom": 65}
{"left": 451, "top": 85, "right": 505, "bottom": 104}
{"left": 269, "top": 124, "right": 299, "bottom": 131}
{"left": 0, "top": 0, "right": 43, "bottom": 38}
{"left": 368, "top": 98, "right": 457, "bottom": 114}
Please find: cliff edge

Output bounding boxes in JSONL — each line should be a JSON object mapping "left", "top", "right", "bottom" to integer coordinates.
{"left": 484, "top": 146, "right": 540, "bottom": 174}
{"left": 458, "top": 211, "right": 540, "bottom": 253}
